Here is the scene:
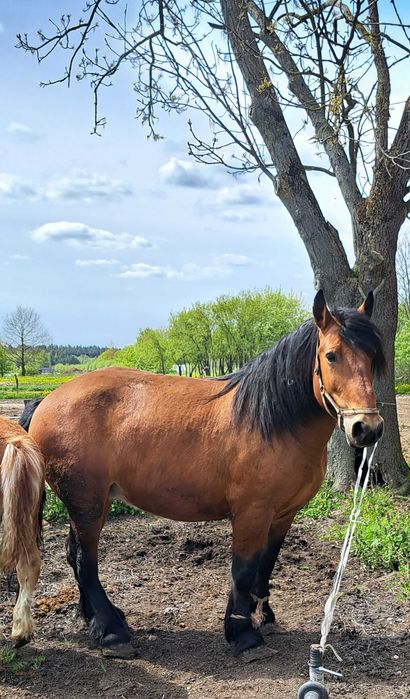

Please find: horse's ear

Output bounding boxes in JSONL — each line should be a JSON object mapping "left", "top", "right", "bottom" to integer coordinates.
{"left": 358, "top": 291, "right": 374, "bottom": 318}
{"left": 313, "top": 290, "right": 331, "bottom": 330}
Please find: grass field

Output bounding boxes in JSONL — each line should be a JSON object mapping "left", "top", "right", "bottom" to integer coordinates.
{"left": 0, "top": 375, "right": 74, "bottom": 399}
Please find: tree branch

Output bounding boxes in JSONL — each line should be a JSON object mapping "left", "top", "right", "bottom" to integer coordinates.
{"left": 368, "top": 1, "right": 390, "bottom": 162}
{"left": 220, "top": 0, "right": 353, "bottom": 297}
{"left": 246, "top": 0, "right": 362, "bottom": 216}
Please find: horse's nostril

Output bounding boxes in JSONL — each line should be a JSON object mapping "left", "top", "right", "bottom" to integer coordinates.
{"left": 351, "top": 421, "right": 367, "bottom": 441}
{"left": 350, "top": 418, "right": 383, "bottom": 447}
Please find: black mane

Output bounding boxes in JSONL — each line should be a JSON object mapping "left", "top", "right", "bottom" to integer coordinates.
{"left": 214, "top": 308, "right": 385, "bottom": 440}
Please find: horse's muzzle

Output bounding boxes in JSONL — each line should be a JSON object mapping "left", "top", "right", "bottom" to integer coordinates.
{"left": 344, "top": 414, "right": 384, "bottom": 448}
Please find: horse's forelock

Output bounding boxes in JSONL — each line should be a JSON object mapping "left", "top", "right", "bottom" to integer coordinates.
{"left": 332, "top": 308, "right": 386, "bottom": 377}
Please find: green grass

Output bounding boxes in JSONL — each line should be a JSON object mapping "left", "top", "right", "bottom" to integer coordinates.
{"left": 43, "top": 487, "right": 141, "bottom": 522}
{"left": 340, "top": 488, "right": 410, "bottom": 572}
{"left": 326, "top": 487, "right": 410, "bottom": 598}
{"left": 296, "top": 482, "right": 410, "bottom": 598}
{"left": 298, "top": 481, "right": 343, "bottom": 519}
{"left": 0, "top": 645, "right": 46, "bottom": 674}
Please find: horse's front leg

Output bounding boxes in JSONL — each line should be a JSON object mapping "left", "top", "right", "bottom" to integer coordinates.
{"left": 250, "top": 513, "right": 296, "bottom": 634}
{"left": 225, "top": 512, "right": 273, "bottom": 661}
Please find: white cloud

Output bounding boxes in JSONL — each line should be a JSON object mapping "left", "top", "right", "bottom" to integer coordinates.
{"left": 10, "top": 254, "right": 29, "bottom": 260}
{"left": 119, "top": 261, "right": 230, "bottom": 281}
{"left": 216, "top": 184, "right": 274, "bottom": 207}
{"left": 119, "top": 255, "right": 253, "bottom": 281}
{"left": 7, "top": 122, "right": 38, "bottom": 142}
{"left": 159, "top": 157, "right": 218, "bottom": 189}
{"left": 75, "top": 258, "right": 120, "bottom": 267}
{"left": 0, "top": 173, "right": 38, "bottom": 201}
{"left": 0, "top": 22, "right": 4, "bottom": 33}
{"left": 119, "top": 263, "right": 176, "bottom": 279}
{"left": 45, "top": 171, "right": 133, "bottom": 202}
{"left": 32, "top": 221, "right": 152, "bottom": 250}
{"left": 0, "top": 170, "right": 133, "bottom": 204}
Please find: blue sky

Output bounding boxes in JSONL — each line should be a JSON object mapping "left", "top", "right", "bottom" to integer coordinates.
{"left": 0, "top": 1, "right": 407, "bottom": 346}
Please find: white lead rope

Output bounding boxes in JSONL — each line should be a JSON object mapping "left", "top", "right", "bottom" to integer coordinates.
{"left": 319, "top": 442, "right": 379, "bottom": 654}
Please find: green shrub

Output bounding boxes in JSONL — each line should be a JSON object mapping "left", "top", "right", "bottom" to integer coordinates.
{"left": 396, "top": 383, "right": 410, "bottom": 394}
{"left": 43, "top": 487, "right": 68, "bottom": 522}
{"left": 108, "top": 500, "right": 141, "bottom": 517}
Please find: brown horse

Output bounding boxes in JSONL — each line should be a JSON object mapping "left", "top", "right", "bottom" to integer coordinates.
{"left": 23, "top": 291, "right": 384, "bottom": 660}
{"left": 0, "top": 417, "right": 45, "bottom": 646}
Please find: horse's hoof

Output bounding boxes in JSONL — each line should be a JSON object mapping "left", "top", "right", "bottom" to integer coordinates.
{"left": 261, "top": 622, "right": 287, "bottom": 636}
{"left": 101, "top": 642, "right": 136, "bottom": 659}
{"left": 240, "top": 644, "right": 277, "bottom": 663}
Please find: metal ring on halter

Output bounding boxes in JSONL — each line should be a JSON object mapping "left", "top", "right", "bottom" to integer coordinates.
{"left": 314, "top": 346, "right": 380, "bottom": 432}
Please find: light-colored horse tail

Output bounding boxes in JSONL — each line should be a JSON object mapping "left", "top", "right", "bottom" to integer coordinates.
{"left": 1, "top": 435, "right": 45, "bottom": 573}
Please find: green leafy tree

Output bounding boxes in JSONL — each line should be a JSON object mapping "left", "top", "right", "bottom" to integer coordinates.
{"left": 168, "top": 289, "right": 306, "bottom": 376}
{"left": 169, "top": 304, "right": 214, "bottom": 376}
{"left": 112, "top": 329, "right": 172, "bottom": 374}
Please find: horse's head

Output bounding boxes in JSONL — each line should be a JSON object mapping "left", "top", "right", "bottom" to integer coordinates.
{"left": 312, "top": 290, "right": 385, "bottom": 447}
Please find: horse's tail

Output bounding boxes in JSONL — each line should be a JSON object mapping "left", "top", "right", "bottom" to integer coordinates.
{"left": 1, "top": 434, "right": 45, "bottom": 573}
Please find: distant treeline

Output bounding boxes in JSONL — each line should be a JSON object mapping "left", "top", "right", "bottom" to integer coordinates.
{"left": 48, "top": 344, "right": 107, "bottom": 366}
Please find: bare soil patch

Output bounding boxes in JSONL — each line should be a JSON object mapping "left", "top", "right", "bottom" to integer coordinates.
{"left": 0, "top": 398, "right": 409, "bottom": 699}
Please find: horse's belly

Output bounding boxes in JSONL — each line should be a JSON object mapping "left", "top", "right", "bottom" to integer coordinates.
{"left": 111, "top": 482, "right": 230, "bottom": 522}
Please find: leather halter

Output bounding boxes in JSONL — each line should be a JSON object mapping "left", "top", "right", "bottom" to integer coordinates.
{"left": 314, "top": 343, "right": 380, "bottom": 432}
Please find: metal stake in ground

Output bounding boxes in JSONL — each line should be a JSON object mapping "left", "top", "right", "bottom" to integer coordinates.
{"left": 296, "top": 443, "right": 379, "bottom": 698}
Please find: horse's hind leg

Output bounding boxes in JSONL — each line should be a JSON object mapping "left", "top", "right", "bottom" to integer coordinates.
{"left": 69, "top": 509, "right": 131, "bottom": 651}
{"left": 11, "top": 546, "right": 41, "bottom": 647}
{"left": 67, "top": 513, "right": 125, "bottom": 623}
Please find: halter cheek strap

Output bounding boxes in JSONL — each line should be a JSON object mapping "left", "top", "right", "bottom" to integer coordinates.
{"left": 314, "top": 347, "right": 380, "bottom": 432}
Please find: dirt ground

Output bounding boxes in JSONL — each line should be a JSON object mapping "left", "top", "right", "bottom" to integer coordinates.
{"left": 0, "top": 399, "right": 409, "bottom": 699}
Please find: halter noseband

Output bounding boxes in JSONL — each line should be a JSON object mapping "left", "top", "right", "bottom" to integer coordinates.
{"left": 314, "top": 343, "right": 380, "bottom": 432}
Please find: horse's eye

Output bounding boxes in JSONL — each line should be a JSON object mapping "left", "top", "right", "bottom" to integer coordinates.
{"left": 326, "top": 351, "right": 337, "bottom": 364}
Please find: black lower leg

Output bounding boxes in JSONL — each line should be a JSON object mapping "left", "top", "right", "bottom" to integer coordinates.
{"left": 77, "top": 547, "right": 130, "bottom": 647}
{"left": 225, "top": 552, "right": 265, "bottom": 655}
{"left": 251, "top": 536, "right": 286, "bottom": 627}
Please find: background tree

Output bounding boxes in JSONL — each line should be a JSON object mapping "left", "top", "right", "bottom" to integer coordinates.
{"left": 18, "top": 0, "right": 410, "bottom": 490}
{"left": 397, "top": 233, "right": 410, "bottom": 320}
{"left": 2, "top": 306, "right": 50, "bottom": 377}
{"left": 168, "top": 304, "right": 214, "bottom": 376}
